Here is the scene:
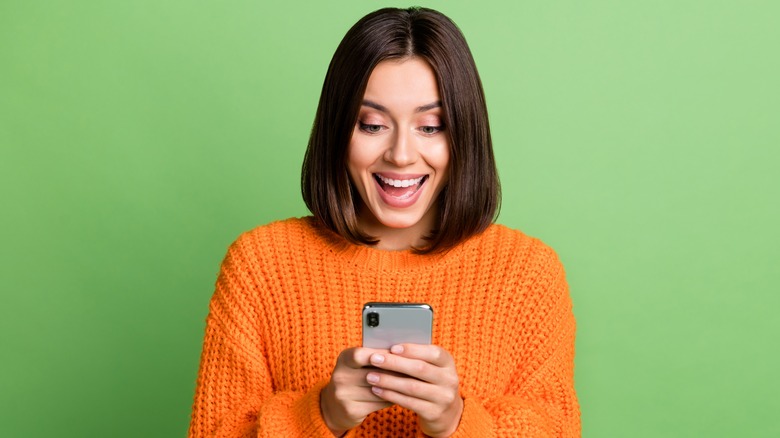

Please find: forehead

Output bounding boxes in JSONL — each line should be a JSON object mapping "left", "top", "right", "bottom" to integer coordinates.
{"left": 362, "top": 57, "right": 440, "bottom": 110}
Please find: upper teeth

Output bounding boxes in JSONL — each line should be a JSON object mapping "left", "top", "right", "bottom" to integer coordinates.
{"left": 377, "top": 175, "right": 425, "bottom": 188}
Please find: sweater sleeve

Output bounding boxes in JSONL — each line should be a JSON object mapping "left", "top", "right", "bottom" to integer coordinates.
{"left": 187, "top": 238, "right": 335, "bottom": 438}
{"left": 448, "top": 249, "right": 580, "bottom": 438}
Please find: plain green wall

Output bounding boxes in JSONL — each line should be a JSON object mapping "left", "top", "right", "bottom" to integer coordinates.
{"left": 1, "top": 1, "right": 778, "bottom": 436}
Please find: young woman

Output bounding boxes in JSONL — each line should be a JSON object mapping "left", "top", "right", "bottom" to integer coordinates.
{"left": 189, "top": 7, "right": 579, "bottom": 437}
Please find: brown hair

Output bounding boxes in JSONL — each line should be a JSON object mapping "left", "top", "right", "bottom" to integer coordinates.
{"left": 301, "top": 7, "right": 500, "bottom": 253}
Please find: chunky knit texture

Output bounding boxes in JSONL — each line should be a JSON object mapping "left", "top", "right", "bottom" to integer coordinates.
{"left": 188, "top": 217, "right": 579, "bottom": 437}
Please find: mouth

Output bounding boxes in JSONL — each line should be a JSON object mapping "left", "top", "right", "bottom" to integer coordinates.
{"left": 373, "top": 173, "right": 428, "bottom": 200}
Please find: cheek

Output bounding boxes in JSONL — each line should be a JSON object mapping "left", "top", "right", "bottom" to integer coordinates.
{"left": 347, "top": 136, "right": 381, "bottom": 174}
{"left": 346, "top": 139, "right": 372, "bottom": 183}
{"left": 429, "top": 142, "right": 451, "bottom": 174}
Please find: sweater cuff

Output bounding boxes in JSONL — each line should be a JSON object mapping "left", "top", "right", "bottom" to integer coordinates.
{"left": 291, "top": 380, "right": 334, "bottom": 437}
{"left": 448, "top": 396, "right": 494, "bottom": 437}
{"left": 255, "top": 380, "right": 334, "bottom": 437}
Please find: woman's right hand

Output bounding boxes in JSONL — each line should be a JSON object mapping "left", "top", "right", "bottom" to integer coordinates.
{"left": 320, "top": 347, "right": 393, "bottom": 436}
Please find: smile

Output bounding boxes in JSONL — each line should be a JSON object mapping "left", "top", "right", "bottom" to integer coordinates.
{"left": 373, "top": 173, "right": 428, "bottom": 200}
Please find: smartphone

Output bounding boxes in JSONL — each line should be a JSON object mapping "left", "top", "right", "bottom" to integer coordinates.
{"left": 362, "top": 302, "right": 433, "bottom": 349}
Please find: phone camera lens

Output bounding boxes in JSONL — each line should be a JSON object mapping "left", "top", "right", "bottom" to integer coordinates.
{"left": 367, "top": 312, "right": 380, "bottom": 328}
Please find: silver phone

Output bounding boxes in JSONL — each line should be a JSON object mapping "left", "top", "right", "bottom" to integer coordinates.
{"left": 362, "top": 302, "right": 433, "bottom": 349}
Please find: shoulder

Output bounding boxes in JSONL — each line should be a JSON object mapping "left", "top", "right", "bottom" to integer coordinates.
{"left": 238, "top": 216, "right": 317, "bottom": 240}
{"left": 230, "top": 216, "right": 321, "bottom": 253}
{"left": 478, "top": 224, "right": 571, "bottom": 316}
{"left": 461, "top": 223, "right": 568, "bottom": 296}
{"left": 217, "top": 217, "right": 324, "bottom": 275}
{"left": 476, "top": 223, "right": 565, "bottom": 270}
{"left": 207, "top": 219, "right": 317, "bottom": 330}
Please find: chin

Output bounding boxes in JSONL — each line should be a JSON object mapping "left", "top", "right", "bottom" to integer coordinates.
{"left": 371, "top": 206, "right": 430, "bottom": 230}
{"left": 379, "top": 217, "right": 424, "bottom": 229}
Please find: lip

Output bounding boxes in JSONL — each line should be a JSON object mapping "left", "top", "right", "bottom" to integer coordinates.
{"left": 374, "top": 172, "right": 428, "bottom": 180}
{"left": 373, "top": 174, "right": 428, "bottom": 208}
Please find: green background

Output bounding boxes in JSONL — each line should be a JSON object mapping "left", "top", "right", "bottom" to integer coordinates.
{"left": 1, "top": 1, "right": 778, "bottom": 436}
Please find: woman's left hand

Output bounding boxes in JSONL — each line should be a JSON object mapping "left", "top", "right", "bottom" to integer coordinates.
{"left": 365, "top": 344, "right": 463, "bottom": 438}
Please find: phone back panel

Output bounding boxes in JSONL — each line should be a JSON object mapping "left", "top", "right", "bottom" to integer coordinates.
{"left": 362, "top": 302, "right": 433, "bottom": 349}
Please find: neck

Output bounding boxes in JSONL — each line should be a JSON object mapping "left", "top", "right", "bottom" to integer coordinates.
{"left": 356, "top": 208, "right": 438, "bottom": 252}
{"left": 371, "top": 227, "right": 430, "bottom": 251}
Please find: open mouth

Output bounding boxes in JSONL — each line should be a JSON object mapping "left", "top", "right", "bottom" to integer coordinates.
{"left": 373, "top": 174, "right": 428, "bottom": 200}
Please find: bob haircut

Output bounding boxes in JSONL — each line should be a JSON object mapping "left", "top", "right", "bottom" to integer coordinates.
{"left": 301, "top": 7, "right": 500, "bottom": 254}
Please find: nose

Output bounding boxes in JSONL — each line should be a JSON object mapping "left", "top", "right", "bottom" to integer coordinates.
{"left": 383, "top": 128, "right": 418, "bottom": 167}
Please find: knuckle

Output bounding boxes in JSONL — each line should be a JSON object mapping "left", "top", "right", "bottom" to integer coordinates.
{"left": 446, "top": 373, "right": 459, "bottom": 388}
{"left": 344, "top": 404, "right": 362, "bottom": 420}
{"left": 331, "top": 371, "right": 349, "bottom": 386}
{"left": 421, "top": 406, "right": 441, "bottom": 422}
{"left": 333, "top": 386, "right": 348, "bottom": 402}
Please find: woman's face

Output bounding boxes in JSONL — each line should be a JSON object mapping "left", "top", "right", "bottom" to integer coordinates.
{"left": 347, "top": 57, "right": 450, "bottom": 244}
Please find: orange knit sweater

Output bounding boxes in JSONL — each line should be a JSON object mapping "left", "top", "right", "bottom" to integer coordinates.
{"left": 188, "top": 217, "right": 579, "bottom": 437}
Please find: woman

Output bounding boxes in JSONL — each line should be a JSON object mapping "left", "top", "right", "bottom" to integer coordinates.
{"left": 189, "top": 7, "right": 579, "bottom": 437}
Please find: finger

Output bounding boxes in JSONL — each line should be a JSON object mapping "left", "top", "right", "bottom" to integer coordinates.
{"left": 351, "top": 367, "right": 408, "bottom": 388}
{"left": 352, "top": 386, "right": 396, "bottom": 404}
{"left": 370, "top": 385, "right": 432, "bottom": 414}
{"left": 360, "top": 400, "right": 394, "bottom": 412}
{"left": 389, "top": 344, "right": 454, "bottom": 367}
{"left": 338, "top": 347, "right": 388, "bottom": 369}
{"left": 331, "top": 365, "right": 396, "bottom": 391}
{"left": 368, "top": 352, "right": 444, "bottom": 383}
{"left": 366, "top": 368, "right": 410, "bottom": 380}
{"left": 327, "top": 378, "right": 392, "bottom": 405}
{"left": 366, "top": 371, "right": 441, "bottom": 403}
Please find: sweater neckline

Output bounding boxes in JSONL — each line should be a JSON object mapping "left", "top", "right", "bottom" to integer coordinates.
{"left": 302, "top": 217, "right": 468, "bottom": 272}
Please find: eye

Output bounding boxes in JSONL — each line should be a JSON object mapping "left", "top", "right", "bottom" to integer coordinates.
{"left": 359, "top": 122, "right": 384, "bottom": 134}
{"left": 420, "top": 125, "right": 444, "bottom": 135}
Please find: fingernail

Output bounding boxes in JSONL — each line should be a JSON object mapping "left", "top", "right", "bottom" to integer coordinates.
{"left": 371, "top": 386, "right": 383, "bottom": 395}
{"left": 366, "top": 373, "right": 379, "bottom": 384}
{"left": 390, "top": 345, "right": 404, "bottom": 354}
{"left": 371, "top": 354, "right": 385, "bottom": 364}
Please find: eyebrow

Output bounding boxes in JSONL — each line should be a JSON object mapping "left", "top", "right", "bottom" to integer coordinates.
{"left": 362, "top": 99, "right": 442, "bottom": 113}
